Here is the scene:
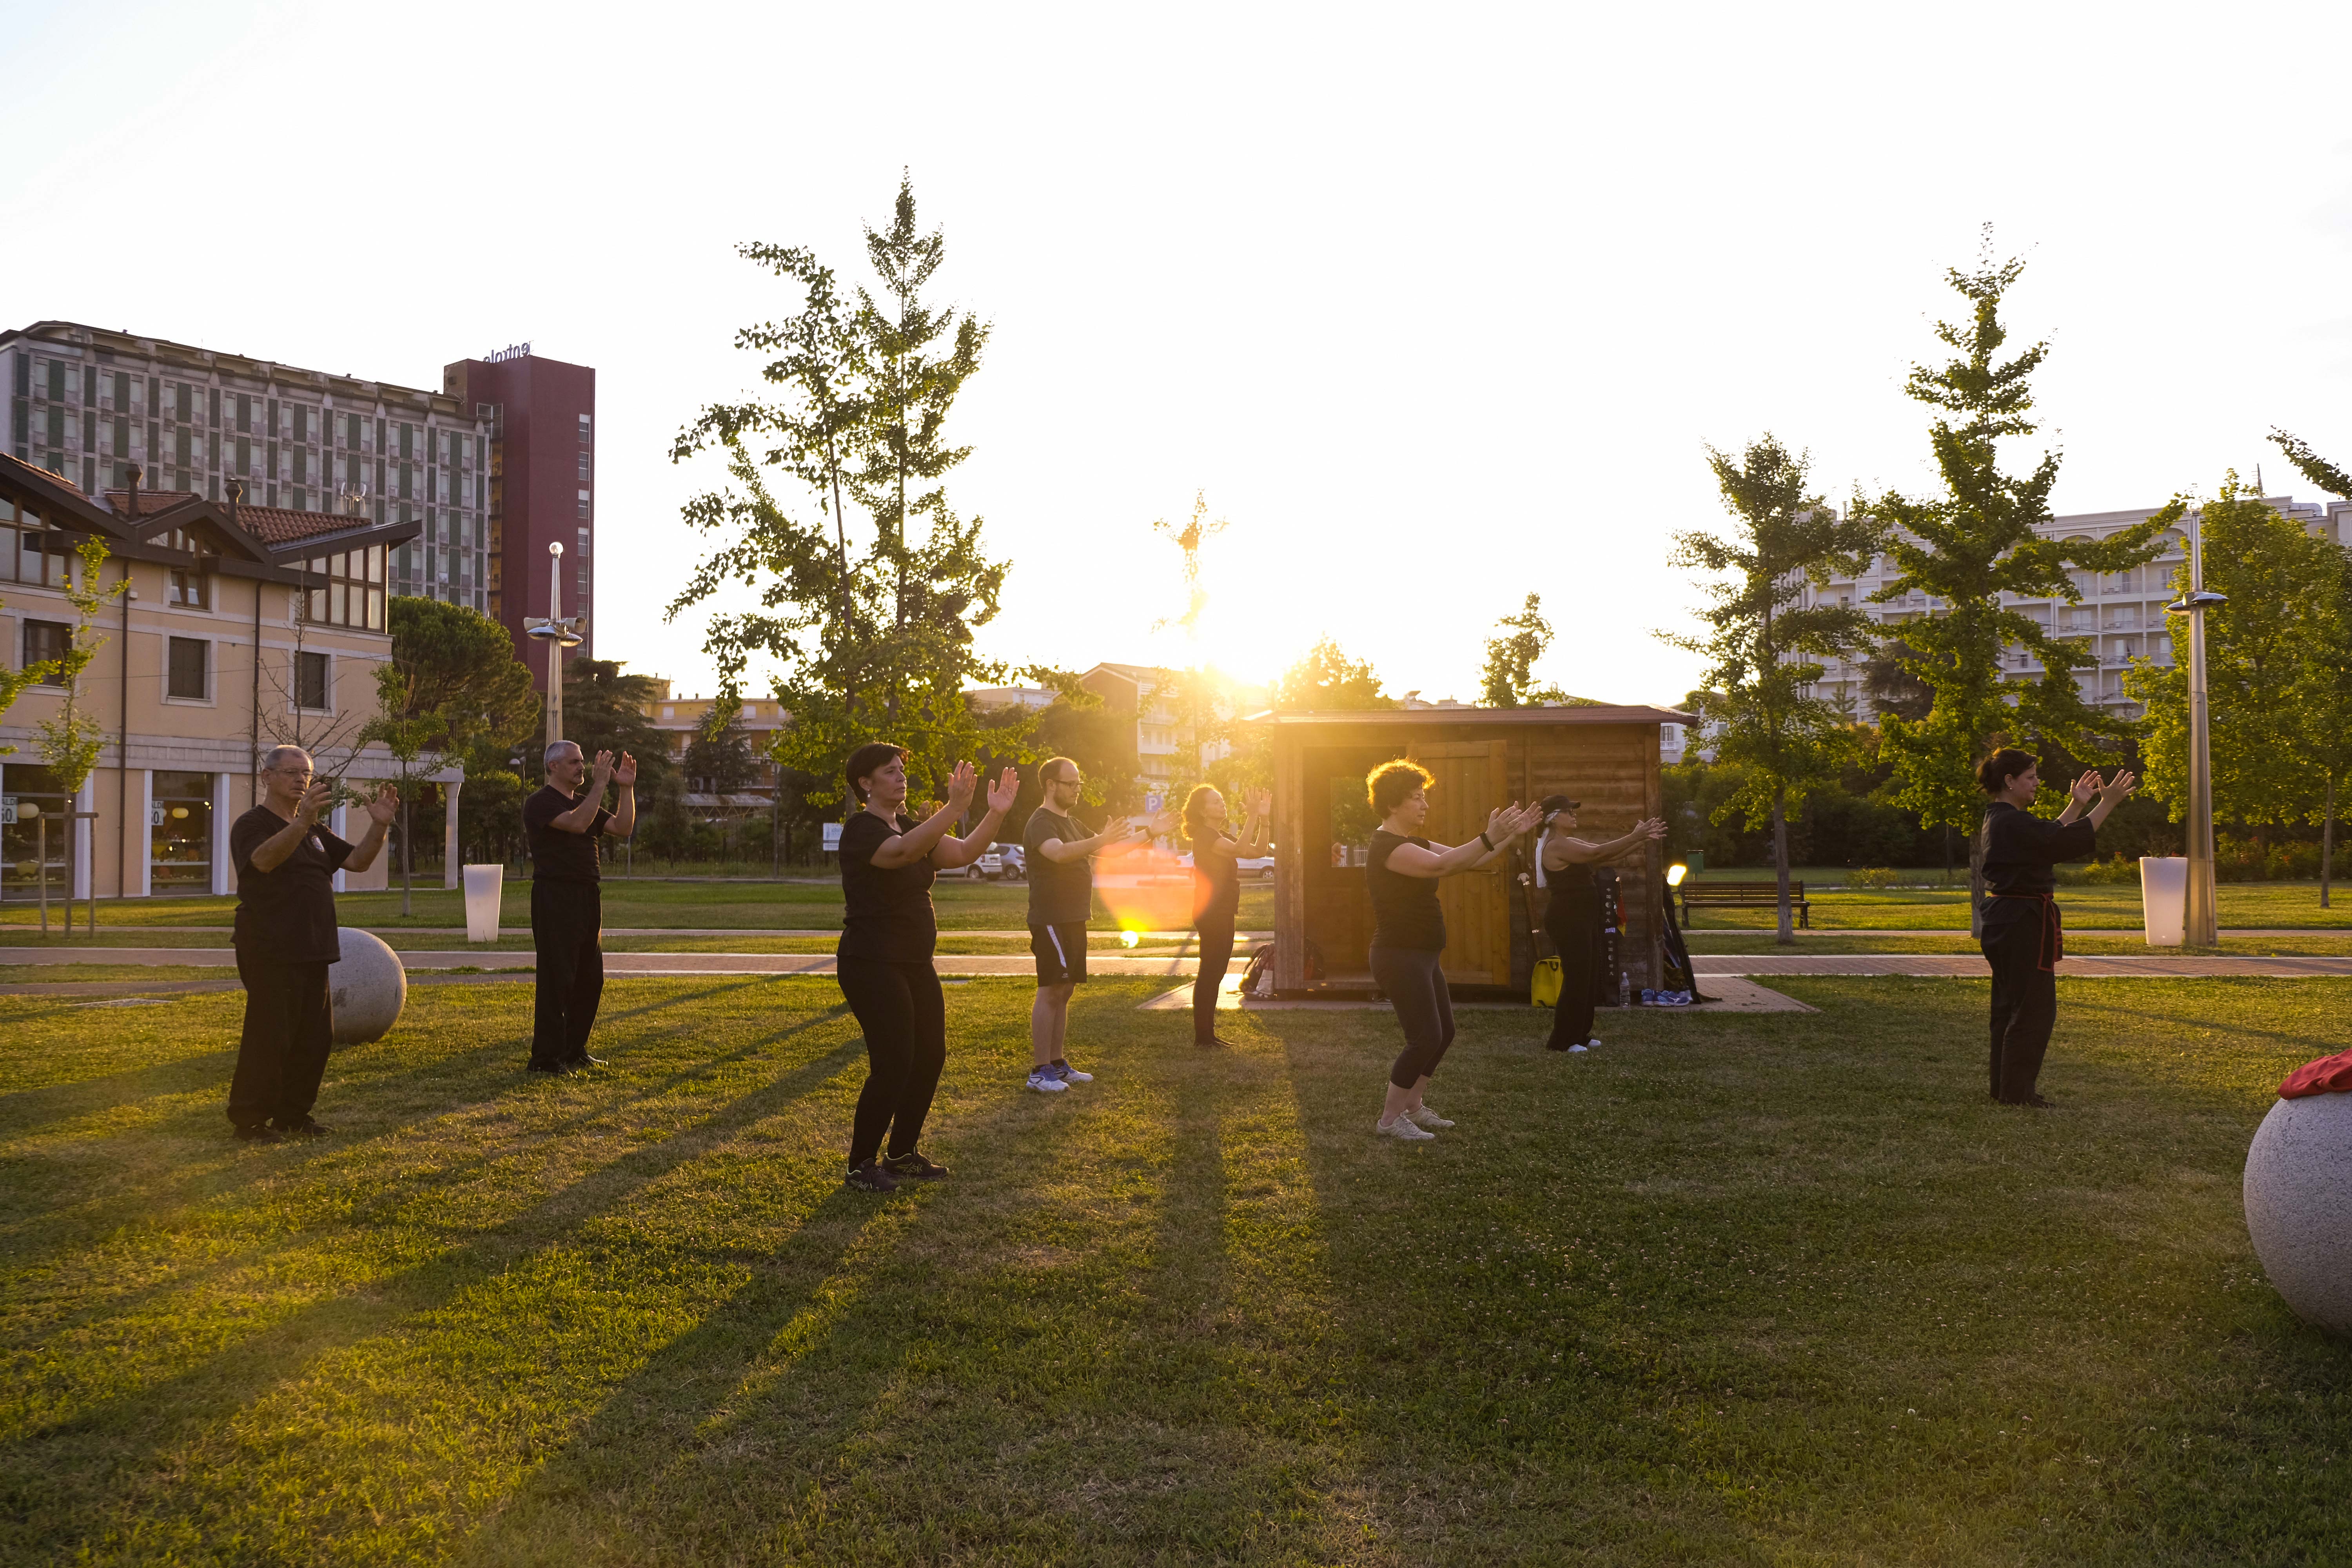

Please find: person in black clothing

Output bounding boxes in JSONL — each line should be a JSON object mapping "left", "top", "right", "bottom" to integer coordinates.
{"left": 227, "top": 745, "right": 396, "bottom": 1142}
{"left": 836, "top": 742, "right": 1018, "bottom": 1192}
{"left": 1180, "top": 783, "right": 1272, "bottom": 1047}
{"left": 1975, "top": 747, "right": 2136, "bottom": 1107}
{"left": 1535, "top": 796, "right": 1666, "bottom": 1054}
{"left": 1362, "top": 760, "right": 1542, "bottom": 1141}
{"left": 522, "top": 741, "right": 637, "bottom": 1073}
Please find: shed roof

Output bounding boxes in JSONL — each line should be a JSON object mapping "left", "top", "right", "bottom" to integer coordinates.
{"left": 1243, "top": 704, "right": 1693, "bottom": 727}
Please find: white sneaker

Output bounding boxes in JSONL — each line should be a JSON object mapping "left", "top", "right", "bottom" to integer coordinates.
{"left": 1055, "top": 1061, "right": 1094, "bottom": 1083}
{"left": 1584, "top": 1038, "right": 1601, "bottom": 1049}
{"left": 1377, "top": 1112, "right": 1436, "bottom": 1141}
{"left": 1025, "top": 1067, "right": 1069, "bottom": 1094}
{"left": 1567, "top": 1043, "right": 1588, "bottom": 1054}
{"left": 1405, "top": 1105, "right": 1454, "bottom": 1129}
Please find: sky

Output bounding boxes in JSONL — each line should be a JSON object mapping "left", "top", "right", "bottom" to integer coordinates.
{"left": 7, "top": 0, "right": 2351, "bottom": 710}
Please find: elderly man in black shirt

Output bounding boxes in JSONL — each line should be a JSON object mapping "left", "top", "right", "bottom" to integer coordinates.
{"left": 1974, "top": 747, "right": 2135, "bottom": 1108}
{"left": 227, "top": 745, "right": 396, "bottom": 1142}
{"left": 522, "top": 741, "right": 637, "bottom": 1073}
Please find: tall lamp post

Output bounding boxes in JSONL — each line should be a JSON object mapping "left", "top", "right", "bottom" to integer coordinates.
{"left": 524, "top": 540, "right": 585, "bottom": 750}
{"left": 2167, "top": 517, "right": 2226, "bottom": 947}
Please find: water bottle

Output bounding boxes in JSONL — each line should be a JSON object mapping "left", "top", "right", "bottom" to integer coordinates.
{"left": 1619, "top": 969, "right": 1631, "bottom": 1007}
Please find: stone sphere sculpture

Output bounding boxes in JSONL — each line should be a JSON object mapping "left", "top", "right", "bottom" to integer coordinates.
{"left": 329, "top": 927, "right": 408, "bottom": 1045}
{"left": 2244, "top": 1088, "right": 2352, "bottom": 1335}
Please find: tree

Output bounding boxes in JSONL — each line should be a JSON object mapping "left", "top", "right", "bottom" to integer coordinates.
{"left": 684, "top": 724, "right": 758, "bottom": 794}
{"left": 1480, "top": 593, "right": 1564, "bottom": 708}
{"left": 535, "top": 660, "right": 670, "bottom": 786}
{"left": 1662, "top": 434, "right": 1879, "bottom": 942}
{"left": 33, "top": 537, "right": 126, "bottom": 929}
{"left": 2271, "top": 428, "right": 2352, "bottom": 904}
{"left": 670, "top": 176, "right": 1007, "bottom": 813}
{"left": 1858, "top": 236, "right": 2174, "bottom": 847}
{"left": 359, "top": 665, "right": 448, "bottom": 916}
{"left": 384, "top": 597, "right": 540, "bottom": 755}
{"left": 1277, "top": 636, "right": 1397, "bottom": 710}
{"left": 2126, "top": 474, "right": 2346, "bottom": 872}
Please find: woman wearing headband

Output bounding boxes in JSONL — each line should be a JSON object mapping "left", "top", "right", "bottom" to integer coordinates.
{"left": 1363, "top": 760, "right": 1543, "bottom": 1140}
{"left": 1535, "top": 795, "right": 1666, "bottom": 1054}
{"left": 1181, "top": 783, "right": 1272, "bottom": 1047}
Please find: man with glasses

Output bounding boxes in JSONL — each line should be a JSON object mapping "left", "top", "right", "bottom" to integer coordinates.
{"left": 1020, "top": 757, "right": 1169, "bottom": 1093}
{"left": 227, "top": 746, "right": 397, "bottom": 1142}
{"left": 523, "top": 741, "right": 637, "bottom": 1073}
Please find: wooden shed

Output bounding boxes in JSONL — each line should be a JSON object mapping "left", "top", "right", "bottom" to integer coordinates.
{"left": 1255, "top": 705, "right": 1691, "bottom": 998}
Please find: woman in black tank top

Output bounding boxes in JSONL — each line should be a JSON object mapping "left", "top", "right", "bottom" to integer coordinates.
{"left": 1361, "top": 760, "right": 1543, "bottom": 1141}
{"left": 1534, "top": 795, "right": 1666, "bottom": 1054}
{"left": 1181, "top": 784, "right": 1271, "bottom": 1047}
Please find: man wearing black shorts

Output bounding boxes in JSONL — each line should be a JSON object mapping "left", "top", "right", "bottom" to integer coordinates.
{"left": 1020, "top": 757, "right": 1158, "bottom": 1093}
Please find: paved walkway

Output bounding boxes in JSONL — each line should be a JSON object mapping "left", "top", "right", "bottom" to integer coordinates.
{"left": 0, "top": 926, "right": 1271, "bottom": 942}
{"left": 1692, "top": 953, "right": 2352, "bottom": 978}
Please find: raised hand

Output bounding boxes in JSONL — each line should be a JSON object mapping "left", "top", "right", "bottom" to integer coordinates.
{"left": 613, "top": 752, "right": 639, "bottom": 787}
{"left": 1246, "top": 787, "right": 1272, "bottom": 820}
{"left": 1636, "top": 817, "right": 1668, "bottom": 840}
{"left": 591, "top": 750, "right": 616, "bottom": 783}
{"left": 296, "top": 779, "right": 334, "bottom": 825}
{"left": 985, "top": 765, "right": 1019, "bottom": 814}
{"left": 365, "top": 781, "right": 399, "bottom": 826}
{"left": 943, "top": 761, "right": 978, "bottom": 815}
{"left": 1144, "top": 808, "right": 1181, "bottom": 837}
{"left": 2068, "top": 771, "right": 2100, "bottom": 805}
{"left": 2100, "top": 769, "right": 2138, "bottom": 801}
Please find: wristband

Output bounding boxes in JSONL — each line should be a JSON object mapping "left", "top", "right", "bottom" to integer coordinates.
{"left": 1478, "top": 831, "right": 1495, "bottom": 852}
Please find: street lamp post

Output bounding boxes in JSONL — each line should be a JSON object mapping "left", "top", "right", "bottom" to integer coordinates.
{"left": 2167, "top": 519, "right": 2226, "bottom": 948}
{"left": 524, "top": 540, "right": 585, "bottom": 751}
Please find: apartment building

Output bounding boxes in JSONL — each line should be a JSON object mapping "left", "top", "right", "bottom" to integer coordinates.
{"left": 0, "top": 454, "right": 464, "bottom": 902}
{"left": 1793, "top": 494, "right": 2352, "bottom": 721}
{"left": 642, "top": 680, "right": 784, "bottom": 805}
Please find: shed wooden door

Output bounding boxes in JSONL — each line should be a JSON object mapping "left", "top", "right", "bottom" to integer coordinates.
{"left": 1407, "top": 739, "right": 1512, "bottom": 985}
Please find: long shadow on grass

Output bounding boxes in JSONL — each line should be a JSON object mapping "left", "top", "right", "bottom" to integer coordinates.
{"left": 1, "top": 1031, "right": 871, "bottom": 1525}
{"left": 0, "top": 996, "right": 860, "bottom": 1368}
{"left": 454, "top": 986, "right": 1348, "bottom": 1566}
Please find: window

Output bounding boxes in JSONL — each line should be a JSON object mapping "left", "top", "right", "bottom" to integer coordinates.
{"left": 235, "top": 394, "right": 250, "bottom": 433}
{"left": 299, "top": 546, "right": 385, "bottom": 630}
{"left": 0, "top": 502, "right": 61, "bottom": 586}
{"left": 294, "top": 650, "right": 330, "bottom": 710}
{"left": 577, "top": 451, "right": 590, "bottom": 481}
{"left": 577, "top": 488, "right": 590, "bottom": 520}
{"left": 150, "top": 769, "right": 214, "bottom": 888}
{"left": 167, "top": 566, "right": 209, "bottom": 609}
{"left": 347, "top": 412, "right": 363, "bottom": 450}
{"left": 22, "top": 619, "right": 69, "bottom": 684}
{"left": 167, "top": 637, "right": 208, "bottom": 700}
{"left": 577, "top": 413, "right": 592, "bottom": 442}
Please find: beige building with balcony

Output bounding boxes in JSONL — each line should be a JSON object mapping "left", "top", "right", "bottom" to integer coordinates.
{"left": 0, "top": 454, "right": 460, "bottom": 902}
{"left": 1793, "top": 494, "right": 2352, "bottom": 721}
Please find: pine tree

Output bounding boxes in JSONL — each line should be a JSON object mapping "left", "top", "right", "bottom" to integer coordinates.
{"left": 1480, "top": 595, "right": 1553, "bottom": 708}
{"left": 1862, "top": 236, "right": 2175, "bottom": 841}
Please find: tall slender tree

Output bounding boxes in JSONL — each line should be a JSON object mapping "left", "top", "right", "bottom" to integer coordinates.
{"left": 1663, "top": 434, "right": 1878, "bottom": 943}
{"left": 2270, "top": 427, "right": 2352, "bottom": 902}
{"left": 1480, "top": 594, "right": 1553, "bottom": 708}
{"left": 670, "top": 177, "right": 1007, "bottom": 814}
{"left": 1860, "top": 236, "right": 2174, "bottom": 845}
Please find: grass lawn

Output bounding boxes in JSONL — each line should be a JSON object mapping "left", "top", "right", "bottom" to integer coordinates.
{"left": 6, "top": 975, "right": 2352, "bottom": 1563}
{"left": 0, "top": 879, "right": 1275, "bottom": 935}
{"left": 1680, "top": 933, "right": 2352, "bottom": 958}
{"left": 1681, "top": 881, "right": 2352, "bottom": 933}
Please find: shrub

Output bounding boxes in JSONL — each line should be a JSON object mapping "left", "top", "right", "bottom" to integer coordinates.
{"left": 1844, "top": 867, "right": 1903, "bottom": 889}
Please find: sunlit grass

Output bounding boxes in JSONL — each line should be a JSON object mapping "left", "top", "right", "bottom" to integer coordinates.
{"left": 4, "top": 976, "right": 2349, "bottom": 1562}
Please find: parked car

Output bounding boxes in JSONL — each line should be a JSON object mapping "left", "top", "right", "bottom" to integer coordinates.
{"left": 1176, "top": 850, "right": 1276, "bottom": 880}
{"left": 995, "top": 842, "right": 1025, "bottom": 880}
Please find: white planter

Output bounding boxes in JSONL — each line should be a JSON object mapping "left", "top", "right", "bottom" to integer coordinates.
{"left": 2140, "top": 856, "right": 2186, "bottom": 946}
{"left": 463, "top": 864, "right": 505, "bottom": 943}
{"left": 2245, "top": 1093, "right": 2352, "bottom": 1335}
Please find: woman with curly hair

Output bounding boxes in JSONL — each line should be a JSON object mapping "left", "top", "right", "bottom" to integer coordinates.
{"left": 1361, "top": 759, "right": 1542, "bottom": 1140}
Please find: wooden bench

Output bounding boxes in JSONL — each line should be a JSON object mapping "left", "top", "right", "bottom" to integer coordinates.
{"left": 1679, "top": 880, "right": 1810, "bottom": 928}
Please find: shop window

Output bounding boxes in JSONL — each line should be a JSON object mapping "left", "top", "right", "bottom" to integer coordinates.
{"left": 151, "top": 769, "right": 214, "bottom": 889}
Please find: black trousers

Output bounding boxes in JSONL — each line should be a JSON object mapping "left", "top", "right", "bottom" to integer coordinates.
{"left": 229, "top": 954, "right": 333, "bottom": 1131}
{"left": 1193, "top": 910, "right": 1237, "bottom": 1040}
{"left": 837, "top": 957, "right": 948, "bottom": 1167}
{"left": 1543, "top": 911, "right": 1600, "bottom": 1051}
{"left": 532, "top": 881, "right": 605, "bottom": 1068}
{"left": 1983, "top": 906, "right": 2058, "bottom": 1102}
{"left": 1371, "top": 946, "right": 1455, "bottom": 1090}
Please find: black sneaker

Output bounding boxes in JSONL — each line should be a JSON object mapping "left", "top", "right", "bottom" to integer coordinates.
{"left": 846, "top": 1159, "right": 900, "bottom": 1192}
{"left": 272, "top": 1116, "right": 330, "bottom": 1138}
{"left": 234, "top": 1124, "right": 283, "bottom": 1144}
{"left": 526, "top": 1061, "right": 572, "bottom": 1075}
{"left": 881, "top": 1151, "right": 950, "bottom": 1181}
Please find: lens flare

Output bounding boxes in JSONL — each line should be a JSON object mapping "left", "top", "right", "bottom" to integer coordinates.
{"left": 1121, "top": 929, "right": 1140, "bottom": 948}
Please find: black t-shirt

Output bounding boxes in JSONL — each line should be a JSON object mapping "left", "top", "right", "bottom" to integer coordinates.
{"left": 1978, "top": 802, "right": 2096, "bottom": 901}
{"left": 1024, "top": 807, "right": 1100, "bottom": 927}
{"left": 230, "top": 804, "right": 354, "bottom": 964}
{"left": 1543, "top": 841, "right": 1598, "bottom": 936}
{"left": 525, "top": 785, "right": 612, "bottom": 883}
{"left": 838, "top": 811, "right": 937, "bottom": 961}
{"left": 1187, "top": 829, "right": 1241, "bottom": 924}
{"left": 1367, "top": 829, "right": 1446, "bottom": 951}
